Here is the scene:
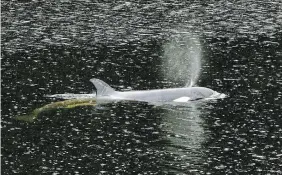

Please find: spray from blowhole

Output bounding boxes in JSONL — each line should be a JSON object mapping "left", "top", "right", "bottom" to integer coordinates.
{"left": 162, "top": 31, "right": 202, "bottom": 87}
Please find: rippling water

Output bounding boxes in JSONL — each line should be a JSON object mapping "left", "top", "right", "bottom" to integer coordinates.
{"left": 2, "top": 0, "right": 282, "bottom": 174}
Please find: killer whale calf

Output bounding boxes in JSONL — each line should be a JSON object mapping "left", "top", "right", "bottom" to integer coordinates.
{"left": 17, "top": 78, "right": 225, "bottom": 122}
{"left": 90, "top": 78, "right": 226, "bottom": 104}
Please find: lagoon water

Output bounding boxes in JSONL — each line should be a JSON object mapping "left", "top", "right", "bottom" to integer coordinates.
{"left": 2, "top": 1, "right": 282, "bottom": 174}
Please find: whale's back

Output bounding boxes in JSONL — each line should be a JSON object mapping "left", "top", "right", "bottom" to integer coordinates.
{"left": 90, "top": 78, "right": 222, "bottom": 103}
{"left": 118, "top": 87, "right": 215, "bottom": 102}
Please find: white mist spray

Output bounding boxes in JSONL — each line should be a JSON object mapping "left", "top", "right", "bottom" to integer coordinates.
{"left": 162, "top": 31, "right": 202, "bottom": 87}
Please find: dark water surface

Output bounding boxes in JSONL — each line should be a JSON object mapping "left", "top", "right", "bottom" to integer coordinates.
{"left": 2, "top": 1, "right": 282, "bottom": 174}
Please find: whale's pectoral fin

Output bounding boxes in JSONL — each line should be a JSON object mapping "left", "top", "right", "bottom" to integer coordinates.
{"left": 90, "top": 78, "right": 116, "bottom": 96}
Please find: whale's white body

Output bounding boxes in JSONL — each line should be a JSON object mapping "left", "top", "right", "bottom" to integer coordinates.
{"left": 47, "top": 79, "right": 226, "bottom": 103}
{"left": 90, "top": 79, "right": 226, "bottom": 104}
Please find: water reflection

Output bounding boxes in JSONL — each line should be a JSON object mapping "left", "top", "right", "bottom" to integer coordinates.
{"left": 3, "top": 97, "right": 220, "bottom": 174}
{"left": 161, "top": 103, "right": 208, "bottom": 174}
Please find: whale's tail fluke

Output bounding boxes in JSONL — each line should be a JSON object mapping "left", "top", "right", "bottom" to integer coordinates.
{"left": 90, "top": 78, "right": 116, "bottom": 96}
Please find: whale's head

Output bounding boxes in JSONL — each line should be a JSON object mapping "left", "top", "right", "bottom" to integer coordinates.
{"left": 190, "top": 87, "right": 226, "bottom": 100}
{"left": 207, "top": 90, "right": 227, "bottom": 100}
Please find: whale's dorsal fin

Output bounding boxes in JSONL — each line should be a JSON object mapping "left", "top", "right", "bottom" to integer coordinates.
{"left": 90, "top": 78, "right": 116, "bottom": 96}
